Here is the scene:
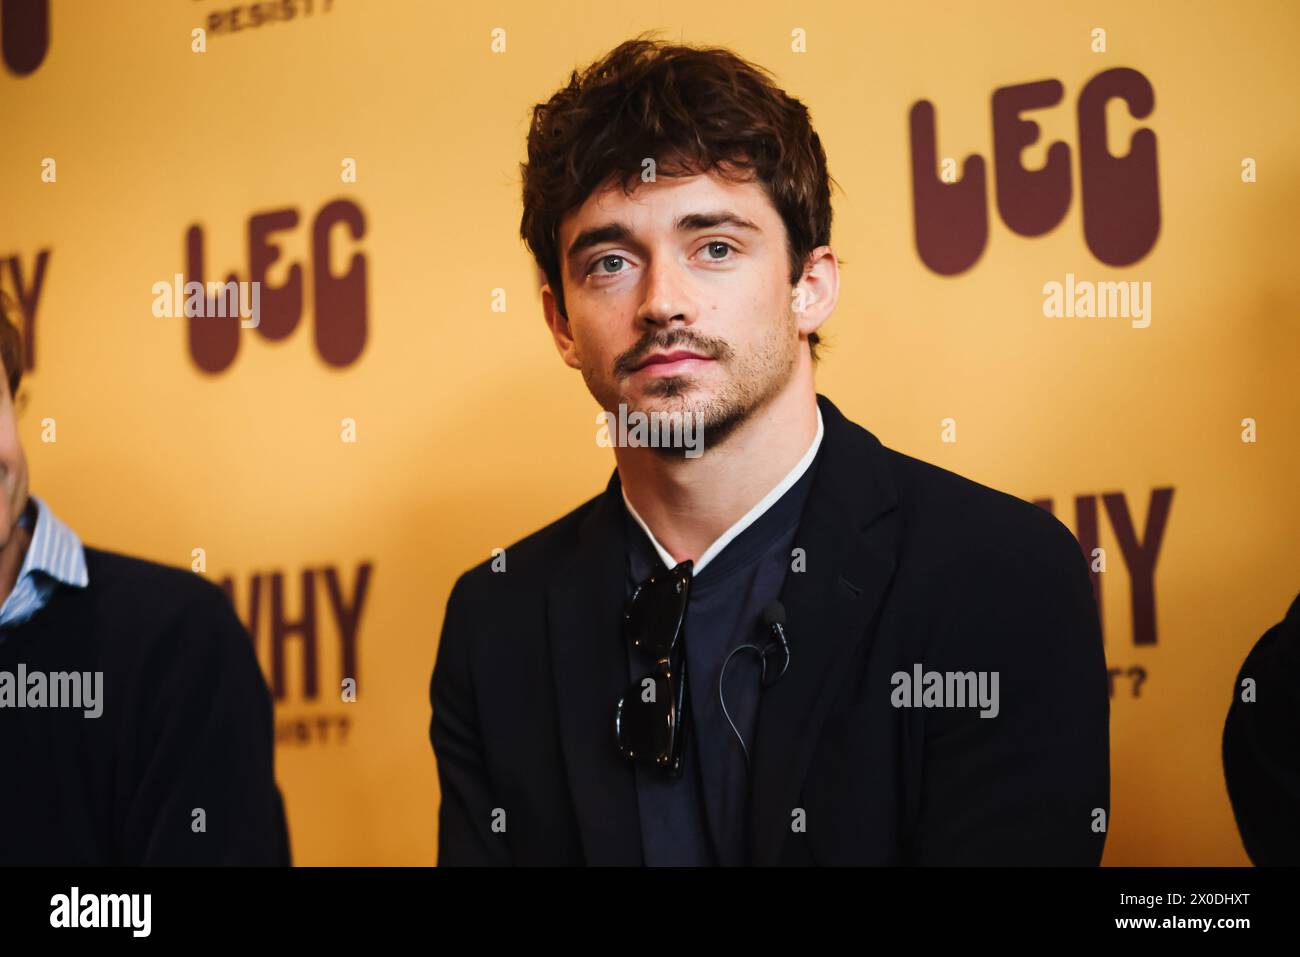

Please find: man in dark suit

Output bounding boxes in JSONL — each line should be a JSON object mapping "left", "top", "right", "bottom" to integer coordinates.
{"left": 430, "top": 36, "right": 1109, "bottom": 866}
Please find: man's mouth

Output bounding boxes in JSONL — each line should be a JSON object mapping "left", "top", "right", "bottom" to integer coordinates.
{"left": 630, "top": 350, "right": 715, "bottom": 377}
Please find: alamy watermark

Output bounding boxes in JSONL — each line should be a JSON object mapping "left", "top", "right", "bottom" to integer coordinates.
{"left": 891, "top": 663, "right": 1000, "bottom": 718}
{"left": 0, "top": 665, "right": 103, "bottom": 718}
{"left": 1042, "top": 272, "right": 1151, "bottom": 328}
{"left": 596, "top": 403, "right": 705, "bottom": 458}
{"left": 151, "top": 274, "right": 260, "bottom": 328}
{"left": 50, "top": 887, "right": 150, "bottom": 937}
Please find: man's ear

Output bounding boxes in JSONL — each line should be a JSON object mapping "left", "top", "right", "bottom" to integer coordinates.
{"left": 791, "top": 245, "right": 840, "bottom": 338}
{"left": 541, "top": 283, "right": 583, "bottom": 371}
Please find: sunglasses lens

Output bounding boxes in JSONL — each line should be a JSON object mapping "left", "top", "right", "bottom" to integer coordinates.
{"left": 616, "top": 674, "right": 675, "bottom": 765}
{"left": 626, "top": 566, "right": 689, "bottom": 657}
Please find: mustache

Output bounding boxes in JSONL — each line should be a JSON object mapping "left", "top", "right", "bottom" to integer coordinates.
{"left": 614, "top": 330, "right": 733, "bottom": 377}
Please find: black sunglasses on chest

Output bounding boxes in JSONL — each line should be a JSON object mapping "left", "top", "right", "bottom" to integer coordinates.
{"left": 614, "top": 559, "right": 693, "bottom": 777}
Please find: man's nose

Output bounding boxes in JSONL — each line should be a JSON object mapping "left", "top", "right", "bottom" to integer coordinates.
{"left": 637, "top": 258, "right": 695, "bottom": 328}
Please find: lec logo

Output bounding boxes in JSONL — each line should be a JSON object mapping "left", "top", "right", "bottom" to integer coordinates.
{"left": 1, "top": 0, "right": 49, "bottom": 75}
{"left": 186, "top": 199, "right": 368, "bottom": 374}
{"left": 910, "top": 67, "right": 1160, "bottom": 275}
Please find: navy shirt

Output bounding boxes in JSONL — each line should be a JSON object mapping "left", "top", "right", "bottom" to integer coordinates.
{"left": 623, "top": 432, "right": 825, "bottom": 865}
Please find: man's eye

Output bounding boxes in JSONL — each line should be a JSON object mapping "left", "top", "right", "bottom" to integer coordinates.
{"left": 588, "top": 254, "right": 626, "bottom": 276}
{"left": 700, "top": 241, "right": 735, "bottom": 261}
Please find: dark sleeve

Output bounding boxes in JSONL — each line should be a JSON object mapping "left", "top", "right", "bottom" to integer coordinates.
{"left": 430, "top": 573, "right": 511, "bottom": 865}
{"left": 122, "top": 585, "right": 290, "bottom": 866}
{"left": 1222, "top": 591, "right": 1300, "bottom": 865}
{"left": 907, "top": 520, "right": 1111, "bottom": 865}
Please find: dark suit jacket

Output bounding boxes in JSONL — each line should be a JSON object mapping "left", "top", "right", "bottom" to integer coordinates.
{"left": 430, "top": 393, "right": 1110, "bottom": 865}
{"left": 1222, "top": 590, "right": 1300, "bottom": 865}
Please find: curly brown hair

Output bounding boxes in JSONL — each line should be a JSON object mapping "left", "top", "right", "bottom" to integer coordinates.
{"left": 0, "top": 291, "right": 23, "bottom": 399}
{"left": 519, "top": 33, "right": 841, "bottom": 362}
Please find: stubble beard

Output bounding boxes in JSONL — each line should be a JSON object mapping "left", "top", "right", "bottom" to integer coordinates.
{"left": 591, "top": 309, "right": 801, "bottom": 459}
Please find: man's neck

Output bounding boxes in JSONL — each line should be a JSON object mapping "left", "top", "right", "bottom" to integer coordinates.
{"left": 614, "top": 378, "right": 820, "bottom": 567}
{"left": 0, "top": 513, "right": 33, "bottom": 609}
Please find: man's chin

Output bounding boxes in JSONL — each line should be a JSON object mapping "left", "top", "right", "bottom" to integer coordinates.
{"left": 635, "top": 374, "right": 692, "bottom": 397}
{"left": 622, "top": 373, "right": 713, "bottom": 408}
{"left": 619, "top": 392, "right": 709, "bottom": 427}
{"left": 648, "top": 398, "right": 753, "bottom": 449}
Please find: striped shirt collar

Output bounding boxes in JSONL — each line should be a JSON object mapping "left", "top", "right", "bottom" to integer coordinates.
{"left": 12, "top": 494, "right": 89, "bottom": 590}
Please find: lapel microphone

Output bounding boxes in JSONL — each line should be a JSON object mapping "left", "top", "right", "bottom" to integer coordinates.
{"left": 761, "top": 601, "right": 791, "bottom": 685}
{"left": 719, "top": 600, "right": 793, "bottom": 769}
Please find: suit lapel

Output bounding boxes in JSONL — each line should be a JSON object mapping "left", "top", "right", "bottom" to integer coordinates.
{"left": 546, "top": 471, "right": 644, "bottom": 865}
{"left": 747, "top": 394, "right": 903, "bottom": 865}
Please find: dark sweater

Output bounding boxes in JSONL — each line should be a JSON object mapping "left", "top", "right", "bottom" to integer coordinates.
{"left": 0, "top": 547, "right": 290, "bottom": 865}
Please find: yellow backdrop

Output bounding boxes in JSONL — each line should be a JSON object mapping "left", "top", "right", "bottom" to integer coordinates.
{"left": 3, "top": 0, "right": 1296, "bottom": 865}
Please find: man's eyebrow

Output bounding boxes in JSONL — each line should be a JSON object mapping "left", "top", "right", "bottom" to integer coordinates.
{"left": 565, "top": 210, "right": 762, "bottom": 263}
{"left": 566, "top": 223, "right": 633, "bottom": 262}
{"left": 674, "top": 210, "right": 761, "bottom": 234}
